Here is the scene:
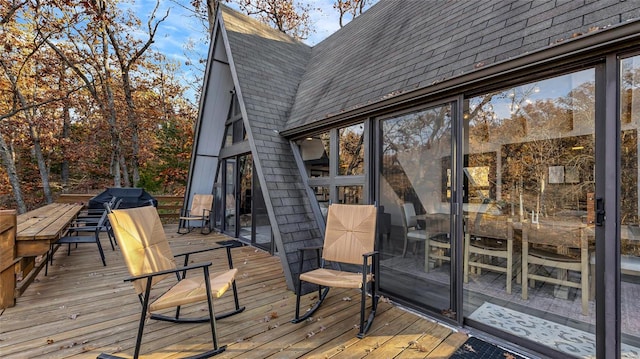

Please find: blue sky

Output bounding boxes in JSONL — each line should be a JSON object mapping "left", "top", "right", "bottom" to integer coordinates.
{"left": 128, "top": 0, "right": 367, "bottom": 102}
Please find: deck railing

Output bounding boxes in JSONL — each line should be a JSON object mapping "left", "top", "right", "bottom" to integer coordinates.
{"left": 56, "top": 193, "right": 184, "bottom": 221}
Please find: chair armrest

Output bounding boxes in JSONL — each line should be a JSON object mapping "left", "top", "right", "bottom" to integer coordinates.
{"left": 362, "top": 250, "right": 379, "bottom": 258}
{"left": 174, "top": 244, "right": 237, "bottom": 275}
{"left": 297, "top": 246, "right": 323, "bottom": 275}
{"left": 173, "top": 245, "right": 227, "bottom": 258}
{"left": 125, "top": 261, "right": 212, "bottom": 282}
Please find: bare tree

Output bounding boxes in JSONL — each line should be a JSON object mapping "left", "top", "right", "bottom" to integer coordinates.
{"left": 334, "top": 0, "right": 374, "bottom": 28}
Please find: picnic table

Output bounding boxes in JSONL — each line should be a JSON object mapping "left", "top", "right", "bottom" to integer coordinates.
{"left": 14, "top": 203, "right": 83, "bottom": 295}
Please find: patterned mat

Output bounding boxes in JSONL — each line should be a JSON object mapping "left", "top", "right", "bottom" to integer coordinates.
{"left": 450, "top": 336, "right": 527, "bottom": 359}
{"left": 469, "top": 302, "right": 640, "bottom": 358}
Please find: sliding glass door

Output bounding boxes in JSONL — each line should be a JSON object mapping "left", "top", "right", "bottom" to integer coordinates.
{"left": 378, "top": 103, "right": 455, "bottom": 318}
{"left": 462, "top": 69, "right": 597, "bottom": 357}
{"left": 214, "top": 154, "right": 273, "bottom": 251}
{"left": 620, "top": 54, "right": 640, "bottom": 357}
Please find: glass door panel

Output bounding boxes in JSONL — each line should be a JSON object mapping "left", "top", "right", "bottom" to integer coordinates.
{"left": 379, "top": 104, "right": 453, "bottom": 317}
{"left": 238, "top": 154, "right": 253, "bottom": 242}
{"left": 620, "top": 55, "right": 640, "bottom": 355}
{"left": 225, "top": 159, "right": 237, "bottom": 235}
{"left": 252, "top": 164, "right": 273, "bottom": 252}
{"left": 463, "top": 69, "right": 596, "bottom": 357}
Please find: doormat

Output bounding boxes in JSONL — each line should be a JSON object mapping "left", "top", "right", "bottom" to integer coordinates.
{"left": 216, "top": 240, "right": 244, "bottom": 248}
{"left": 450, "top": 336, "right": 527, "bottom": 359}
{"left": 469, "top": 302, "right": 640, "bottom": 358}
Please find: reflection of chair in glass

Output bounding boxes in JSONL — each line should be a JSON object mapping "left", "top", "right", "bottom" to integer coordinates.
{"left": 464, "top": 214, "right": 517, "bottom": 294}
{"left": 401, "top": 203, "right": 449, "bottom": 272}
{"left": 178, "top": 194, "right": 213, "bottom": 234}
{"left": 522, "top": 222, "right": 589, "bottom": 315}
{"left": 101, "top": 206, "right": 244, "bottom": 358}
{"left": 291, "top": 204, "right": 379, "bottom": 338}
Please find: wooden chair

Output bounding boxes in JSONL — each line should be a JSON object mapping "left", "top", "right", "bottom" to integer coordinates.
{"left": 464, "top": 213, "right": 518, "bottom": 294}
{"left": 401, "top": 203, "right": 449, "bottom": 272}
{"left": 98, "top": 206, "right": 245, "bottom": 359}
{"left": 178, "top": 194, "right": 214, "bottom": 234}
{"left": 521, "top": 221, "right": 590, "bottom": 315}
{"left": 291, "top": 204, "right": 379, "bottom": 338}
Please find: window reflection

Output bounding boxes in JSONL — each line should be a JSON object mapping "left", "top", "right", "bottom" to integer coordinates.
{"left": 620, "top": 55, "right": 640, "bottom": 346}
{"left": 224, "top": 91, "right": 245, "bottom": 147}
{"left": 301, "top": 132, "right": 330, "bottom": 177}
{"left": 337, "top": 185, "right": 362, "bottom": 204}
{"left": 379, "top": 104, "right": 452, "bottom": 315}
{"left": 466, "top": 70, "right": 595, "bottom": 221}
{"left": 463, "top": 69, "right": 597, "bottom": 357}
{"left": 339, "top": 123, "right": 364, "bottom": 176}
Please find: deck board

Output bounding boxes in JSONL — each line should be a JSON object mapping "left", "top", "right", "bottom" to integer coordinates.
{"left": 0, "top": 224, "right": 466, "bottom": 359}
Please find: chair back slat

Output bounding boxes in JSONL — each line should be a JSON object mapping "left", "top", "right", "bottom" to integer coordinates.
{"left": 190, "top": 194, "right": 213, "bottom": 216}
{"left": 402, "top": 203, "right": 417, "bottom": 228}
{"left": 108, "top": 206, "right": 176, "bottom": 295}
{"left": 323, "top": 204, "right": 377, "bottom": 265}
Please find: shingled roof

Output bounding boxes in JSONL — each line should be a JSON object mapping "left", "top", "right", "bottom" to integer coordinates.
{"left": 285, "top": 0, "right": 640, "bottom": 130}
{"left": 220, "top": 6, "right": 321, "bottom": 289}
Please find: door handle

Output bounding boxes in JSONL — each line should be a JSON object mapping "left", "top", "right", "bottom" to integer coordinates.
{"left": 595, "top": 197, "right": 605, "bottom": 226}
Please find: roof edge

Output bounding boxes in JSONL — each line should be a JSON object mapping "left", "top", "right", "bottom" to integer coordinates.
{"left": 280, "top": 18, "right": 640, "bottom": 137}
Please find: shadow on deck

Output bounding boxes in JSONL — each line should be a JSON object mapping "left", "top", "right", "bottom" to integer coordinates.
{"left": 0, "top": 224, "right": 468, "bottom": 358}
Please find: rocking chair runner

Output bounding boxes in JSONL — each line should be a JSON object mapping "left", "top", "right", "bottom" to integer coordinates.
{"left": 98, "top": 206, "right": 245, "bottom": 359}
{"left": 292, "top": 204, "right": 379, "bottom": 338}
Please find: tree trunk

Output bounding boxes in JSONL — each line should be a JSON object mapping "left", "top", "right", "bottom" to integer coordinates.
{"left": 0, "top": 134, "right": 27, "bottom": 213}
{"left": 29, "top": 124, "right": 53, "bottom": 203}
{"left": 120, "top": 154, "right": 131, "bottom": 187}
{"left": 61, "top": 104, "right": 70, "bottom": 193}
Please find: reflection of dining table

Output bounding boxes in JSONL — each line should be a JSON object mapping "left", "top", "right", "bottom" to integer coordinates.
{"left": 15, "top": 203, "right": 83, "bottom": 292}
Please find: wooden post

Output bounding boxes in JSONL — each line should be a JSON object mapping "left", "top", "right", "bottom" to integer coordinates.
{"left": 0, "top": 210, "right": 18, "bottom": 309}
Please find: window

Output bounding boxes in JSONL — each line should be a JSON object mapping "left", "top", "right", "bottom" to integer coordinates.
{"left": 339, "top": 123, "right": 364, "bottom": 176}
{"left": 224, "top": 90, "right": 246, "bottom": 147}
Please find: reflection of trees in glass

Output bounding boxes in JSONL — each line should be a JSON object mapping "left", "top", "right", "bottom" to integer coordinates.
{"left": 621, "top": 59, "right": 640, "bottom": 124}
{"left": 338, "top": 185, "right": 363, "bottom": 204}
{"left": 381, "top": 106, "right": 451, "bottom": 208}
{"left": 621, "top": 57, "right": 640, "bottom": 224}
{"left": 339, "top": 124, "right": 364, "bottom": 175}
{"left": 467, "top": 72, "right": 595, "bottom": 217}
{"left": 621, "top": 130, "right": 638, "bottom": 224}
{"left": 238, "top": 155, "right": 252, "bottom": 216}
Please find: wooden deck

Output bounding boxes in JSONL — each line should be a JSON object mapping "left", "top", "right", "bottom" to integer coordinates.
{"left": 0, "top": 225, "right": 468, "bottom": 358}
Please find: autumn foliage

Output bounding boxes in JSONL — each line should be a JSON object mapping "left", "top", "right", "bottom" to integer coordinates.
{"left": 1, "top": 0, "right": 195, "bottom": 211}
